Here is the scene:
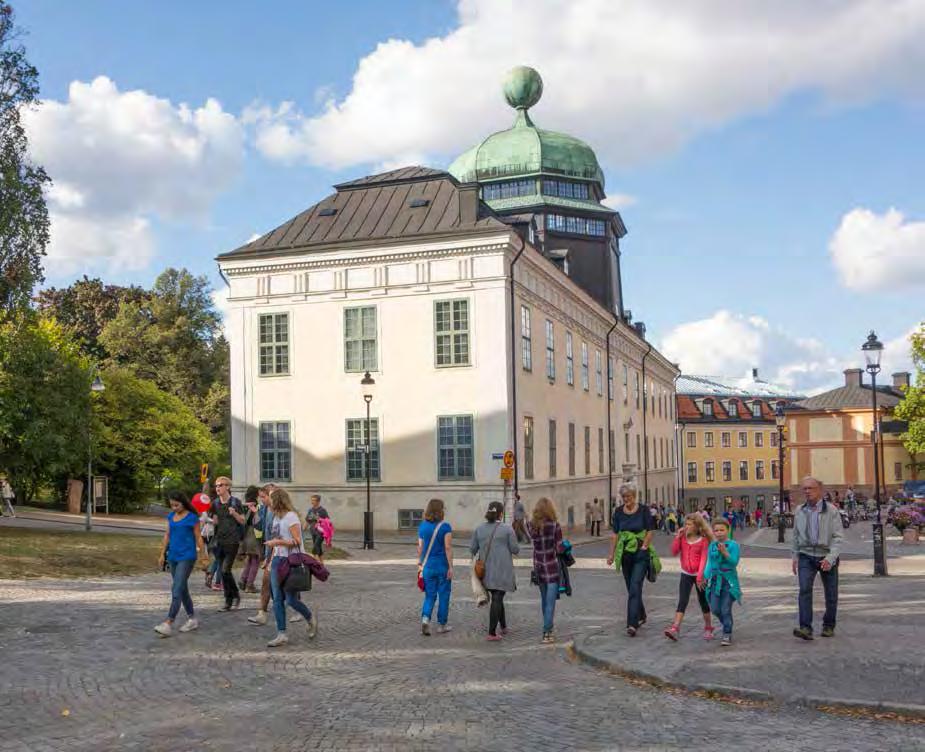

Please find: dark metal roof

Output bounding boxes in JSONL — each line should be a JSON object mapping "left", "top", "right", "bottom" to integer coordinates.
{"left": 218, "top": 166, "right": 507, "bottom": 260}
{"left": 789, "top": 384, "right": 902, "bottom": 411}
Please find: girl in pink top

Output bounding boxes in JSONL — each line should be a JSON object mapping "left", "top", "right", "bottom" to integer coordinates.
{"left": 664, "top": 513, "right": 715, "bottom": 641}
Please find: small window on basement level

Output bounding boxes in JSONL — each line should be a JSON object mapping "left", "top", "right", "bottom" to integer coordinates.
{"left": 398, "top": 509, "right": 424, "bottom": 530}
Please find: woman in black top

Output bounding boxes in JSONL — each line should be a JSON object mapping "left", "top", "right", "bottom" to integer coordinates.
{"left": 606, "top": 482, "right": 654, "bottom": 636}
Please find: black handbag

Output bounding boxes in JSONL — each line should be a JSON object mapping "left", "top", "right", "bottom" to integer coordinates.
{"left": 283, "top": 557, "right": 312, "bottom": 593}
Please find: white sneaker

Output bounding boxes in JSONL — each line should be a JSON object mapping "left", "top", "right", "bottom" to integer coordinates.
{"left": 248, "top": 611, "right": 268, "bottom": 626}
{"left": 267, "top": 632, "right": 289, "bottom": 648}
{"left": 306, "top": 612, "right": 318, "bottom": 639}
{"left": 179, "top": 618, "right": 199, "bottom": 633}
{"left": 438, "top": 624, "right": 453, "bottom": 634}
{"left": 153, "top": 621, "right": 173, "bottom": 637}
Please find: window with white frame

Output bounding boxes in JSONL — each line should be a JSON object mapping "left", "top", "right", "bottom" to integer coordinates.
{"left": 258, "top": 313, "right": 290, "bottom": 376}
{"left": 755, "top": 431, "right": 764, "bottom": 448}
{"left": 521, "top": 305, "right": 532, "bottom": 371}
{"left": 595, "top": 350, "right": 603, "bottom": 396}
{"left": 548, "top": 419, "right": 557, "bottom": 478}
{"left": 259, "top": 422, "right": 291, "bottom": 482}
{"left": 398, "top": 509, "right": 424, "bottom": 530}
{"left": 565, "top": 332, "right": 574, "bottom": 385}
{"left": 688, "top": 462, "right": 697, "bottom": 483}
{"left": 581, "top": 342, "right": 590, "bottom": 390}
{"left": 770, "top": 431, "right": 778, "bottom": 447}
{"left": 721, "top": 432, "right": 731, "bottom": 448}
{"left": 568, "top": 422, "right": 576, "bottom": 476}
{"left": 738, "top": 431, "right": 747, "bottom": 448}
{"left": 771, "top": 460, "right": 779, "bottom": 479}
{"left": 622, "top": 364, "right": 629, "bottom": 403}
{"left": 346, "top": 418, "right": 380, "bottom": 482}
{"left": 755, "top": 460, "right": 765, "bottom": 480}
{"left": 705, "top": 461, "right": 715, "bottom": 482}
{"left": 608, "top": 356, "right": 614, "bottom": 400}
{"left": 704, "top": 431, "right": 714, "bottom": 448}
{"left": 634, "top": 371, "right": 640, "bottom": 407}
{"left": 727, "top": 401, "right": 739, "bottom": 418}
{"left": 524, "top": 416, "right": 534, "bottom": 480}
{"left": 739, "top": 460, "right": 748, "bottom": 481}
{"left": 434, "top": 299, "right": 470, "bottom": 366}
{"left": 598, "top": 427, "right": 604, "bottom": 473}
{"left": 687, "top": 431, "right": 696, "bottom": 448}
{"left": 344, "top": 306, "right": 378, "bottom": 372}
{"left": 751, "top": 402, "right": 762, "bottom": 418}
{"left": 584, "top": 425, "right": 591, "bottom": 474}
{"left": 722, "top": 461, "right": 732, "bottom": 482}
{"left": 438, "top": 415, "right": 474, "bottom": 480}
{"left": 545, "top": 320, "right": 556, "bottom": 380}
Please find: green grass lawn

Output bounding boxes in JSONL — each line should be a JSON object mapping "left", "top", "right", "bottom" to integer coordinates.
{"left": 0, "top": 527, "right": 347, "bottom": 579}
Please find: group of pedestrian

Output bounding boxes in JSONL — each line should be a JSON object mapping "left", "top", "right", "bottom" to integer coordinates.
{"left": 155, "top": 479, "right": 327, "bottom": 648}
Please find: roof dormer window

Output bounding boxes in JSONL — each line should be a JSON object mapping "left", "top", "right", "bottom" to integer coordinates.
{"left": 702, "top": 399, "right": 713, "bottom": 417}
{"left": 727, "top": 401, "right": 738, "bottom": 417}
{"left": 751, "top": 402, "right": 762, "bottom": 418}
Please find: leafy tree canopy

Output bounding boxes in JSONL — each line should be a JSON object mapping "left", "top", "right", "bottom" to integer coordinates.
{"left": 0, "top": 2, "right": 49, "bottom": 315}
{"left": 894, "top": 323, "right": 925, "bottom": 467}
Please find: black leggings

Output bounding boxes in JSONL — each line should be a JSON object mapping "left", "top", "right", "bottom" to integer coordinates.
{"left": 488, "top": 589, "right": 506, "bottom": 635}
{"left": 676, "top": 573, "right": 710, "bottom": 614}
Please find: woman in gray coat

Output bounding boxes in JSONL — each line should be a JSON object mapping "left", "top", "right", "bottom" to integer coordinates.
{"left": 470, "top": 501, "right": 519, "bottom": 641}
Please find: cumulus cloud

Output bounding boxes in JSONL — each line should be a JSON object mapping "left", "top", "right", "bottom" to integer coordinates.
{"left": 247, "top": 0, "right": 925, "bottom": 173}
{"left": 23, "top": 76, "right": 243, "bottom": 275}
{"left": 602, "top": 193, "right": 637, "bottom": 210}
{"left": 830, "top": 207, "right": 925, "bottom": 291}
{"left": 660, "top": 310, "right": 845, "bottom": 394}
{"left": 211, "top": 286, "right": 230, "bottom": 336}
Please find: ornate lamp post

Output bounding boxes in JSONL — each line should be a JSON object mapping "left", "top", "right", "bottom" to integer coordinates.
{"left": 775, "top": 403, "right": 786, "bottom": 544}
{"left": 85, "top": 372, "right": 105, "bottom": 531}
{"left": 862, "top": 331, "right": 888, "bottom": 577}
{"left": 361, "top": 371, "right": 376, "bottom": 550}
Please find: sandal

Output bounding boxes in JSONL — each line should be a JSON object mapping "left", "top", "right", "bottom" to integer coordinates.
{"left": 703, "top": 625, "right": 715, "bottom": 641}
{"left": 664, "top": 624, "right": 680, "bottom": 641}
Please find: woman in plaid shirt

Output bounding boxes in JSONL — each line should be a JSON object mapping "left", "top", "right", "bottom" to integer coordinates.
{"left": 528, "top": 497, "right": 564, "bottom": 644}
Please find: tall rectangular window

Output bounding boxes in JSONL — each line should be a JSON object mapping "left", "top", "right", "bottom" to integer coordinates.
{"left": 344, "top": 306, "right": 378, "bottom": 372}
{"left": 545, "top": 320, "right": 556, "bottom": 380}
{"left": 894, "top": 461, "right": 903, "bottom": 481}
{"left": 434, "top": 299, "right": 470, "bottom": 366}
{"left": 624, "top": 432, "right": 630, "bottom": 463}
{"left": 568, "top": 422, "right": 576, "bottom": 476}
{"left": 259, "top": 421, "right": 291, "bottom": 482}
{"left": 595, "top": 351, "right": 603, "bottom": 396}
{"left": 438, "top": 416, "right": 474, "bottom": 480}
{"left": 610, "top": 429, "right": 616, "bottom": 471}
{"left": 634, "top": 372, "right": 640, "bottom": 408}
{"left": 722, "top": 461, "right": 732, "bottom": 482}
{"left": 584, "top": 426, "right": 591, "bottom": 474}
{"left": 702, "top": 400, "right": 713, "bottom": 417}
{"left": 737, "top": 431, "right": 747, "bottom": 448}
{"left": 687, "top": 432, "right": 696, "bottom": 448}
{"left": 581, "top": 342, "right": 590, "bottom": 391}
{"left": 622, "top": 364, "right": 629, "bottom": 403}
{"left": 566, "top": 332, "right": 574, "bottom": 385}
{"left": 520, "top": 305, "right": 532, "bottom": 371}
{"left": 524, "top": 416, "right": 534, "bottom": 480}
{"left": 770, "top": 431, "right": 778, "bottom": 447}
{"left": 721, "top": 432, "right": 731, "bottom": 448}
{"left": 598, "top": 427, "right": 604, "bottom": 473}
{"left": 739, "top": 460, "right": 749, "bottom": 481}
{"left": 346, "top": 418, "right": 380, "bottom": 481}
{"left": 636, "top": 434, "right": 641, "bottom": 465}
{"left": 259, "top": 313, "right": 290, "bottom": 376}
{"left": 755, "top": 460, "right": 765, "bottom": 480}
{"left": 755, "top": 431, "right": 764, "bottom": 448}
{"left": 687, "top": 462, "right": 697, "bottom": 483}
{"left": 771, "top": 459, "right": 779, "bottom": 479}
{"left": 548, "top": 419, "right": 557, "bottom": 478}
{"left": 704, "top": 431, "right": 714, "bottom": 448}
{"left": 705, "top": 461, "right": 715, "bottom": 482}
{"left": 608, "top": 356, "right": 615, "bottom": 401}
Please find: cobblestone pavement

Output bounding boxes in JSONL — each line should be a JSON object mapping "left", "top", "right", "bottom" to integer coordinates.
{"left": 1, "top": 540, "right": 923, "bottom": 752}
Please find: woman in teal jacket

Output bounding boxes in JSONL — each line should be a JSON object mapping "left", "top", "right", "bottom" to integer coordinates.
{"left": 704, "top": 518, "right": 741, "bottom": 647}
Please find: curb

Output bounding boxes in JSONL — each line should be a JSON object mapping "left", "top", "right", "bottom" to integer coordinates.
{"left": 569, "top": 633, "right": 925, "bottom": 721}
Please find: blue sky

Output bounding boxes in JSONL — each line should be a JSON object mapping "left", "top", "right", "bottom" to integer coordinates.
{"left": 17, "top": 0, "right": 925, "bottom": 392}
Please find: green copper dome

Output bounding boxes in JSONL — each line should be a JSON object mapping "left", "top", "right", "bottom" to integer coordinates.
{"left": 448, "top": 67, "right": 605, "bottom": 188}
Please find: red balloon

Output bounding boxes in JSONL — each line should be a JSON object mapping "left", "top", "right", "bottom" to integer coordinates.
{"left": 191, "top": 493, "right": 211, "bottom": 513}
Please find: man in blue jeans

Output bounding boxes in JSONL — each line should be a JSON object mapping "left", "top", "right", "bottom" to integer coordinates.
{"left": 792, "top": 477, "right": 844, "bottom": 640}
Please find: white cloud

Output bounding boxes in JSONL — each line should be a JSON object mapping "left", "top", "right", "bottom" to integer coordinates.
{"left": 23, "top": 76, "right": 243, "bottom": 275}
{"left": 248, "top": 0, "right": 925, "bottom": 173}
{"left": 660, "top": 310, "right": 844, "bottom": 394}
{"left": 602, "top": 193, "right": 637, "bottom": 210}
{"left": 830, "top": 207, "right": 925, "bottom": 291}
{"left": 210, "top": 286, "right": 230, "bottom": 336}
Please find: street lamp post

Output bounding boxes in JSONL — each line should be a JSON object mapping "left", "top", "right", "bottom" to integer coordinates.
{"left": 862, "top": 331, "right": 888, "bottom": 577}
{"left": 775, "top": 404, "right": 786, "bottom": 544}
{"left": 361, "top": 371, "right": 376, "bottom": 550}
{"left": 85, "top": 372, "right": 106, "bottom": 531}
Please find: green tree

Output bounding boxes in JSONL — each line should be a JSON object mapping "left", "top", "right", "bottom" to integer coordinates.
{"left": 92, "top": 367, "right": 221, "bottom": 511}
{"left": 35, "top": 276, "right": 147, "bottom": 360}
{"left": 0, "top": 3, "right": 49, "bottom": 315}
{"left": 894, "top": 322, "right": 925, "bottom": 479}
{"left": 0, "top": 313, "right": 89, "bottom": 501}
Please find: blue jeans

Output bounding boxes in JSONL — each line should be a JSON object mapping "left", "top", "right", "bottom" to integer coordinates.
{"left": 538, "top": 581, "right": 558, "bottom": 633}
{"left": 709, "top": 577, "right": 734, "bottom": 636}
{"left": 421, "top": 569, "right": 451, "bottom": 625}
{"left": 270, "top": 556, "right": 312, "bottom": 632}
{"left": 798, "top": 553, "right": 838, "bottom": 631}
{"left": 168, "top": 559, "right": 195, "bottom": 620}
{"left": 620, "top": 549, "right": 649, "bottom": 628}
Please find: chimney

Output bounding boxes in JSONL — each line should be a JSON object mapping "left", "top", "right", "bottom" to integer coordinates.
{"left": 752, "top": 368, "right": 759, "bottom": 380}
{"left": 892, "top": 372, "right": 911, "bottom": 390}
{"left": 624, "top": 309, "right": 633, "bottom": 324}
{"left": 844, "top": 368, "right": 863, "bottom": 387}
{"left": 634, "top": 321, "right": 647, "bottom": 339}
{"left": 458, "top": 183, "right": 479, "bottom": 225}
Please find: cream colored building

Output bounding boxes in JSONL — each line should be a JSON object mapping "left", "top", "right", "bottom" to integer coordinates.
{"left": 216, "top": 68, "right": 678, "bottom": 531}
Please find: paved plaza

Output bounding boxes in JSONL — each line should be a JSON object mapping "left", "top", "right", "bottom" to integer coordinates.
{"left": 0, "top": 533, "right": 923, "bottom": 751}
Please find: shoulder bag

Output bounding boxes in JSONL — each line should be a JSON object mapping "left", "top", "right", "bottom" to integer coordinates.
{"left": 473, "top": 522, "right": 500, "bottom": 581}
{"left": 417, "top": 521, "right": 446, "bottom": 591}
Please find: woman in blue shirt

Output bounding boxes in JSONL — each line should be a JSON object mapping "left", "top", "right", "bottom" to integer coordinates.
{"left": 417, "top": 498, "right": 453, "bottom": 635}
{"left": 155, "top": 491, "right": 205, "bottom": 637}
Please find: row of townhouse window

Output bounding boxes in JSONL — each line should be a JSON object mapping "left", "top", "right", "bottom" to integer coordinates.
{"left": 686, "top": 430, "right": 778, "bottom": 449}
{"left": 522, "top": 305, "right": 675, "bottom": 420}
{"left": 700, "top": 398, "right": 767, "bottom": 419}
{"left": 258, "top": 415, "right": 474, "bottom": 483}
{"left": 686, "top": 459, "right": 778, "bottom": 484}
{"left": 480, "top": 178, "right": 593, "bottom": 202}
{"left": 259, "top": 300, "right": 473, "bottom": 377}
{"left": 686, "top": 494, "right": 774, "bottom": 511}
